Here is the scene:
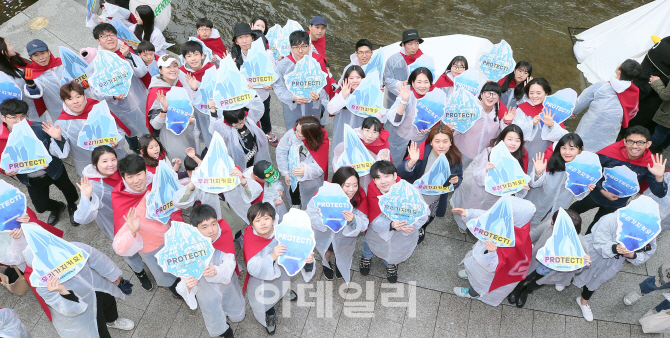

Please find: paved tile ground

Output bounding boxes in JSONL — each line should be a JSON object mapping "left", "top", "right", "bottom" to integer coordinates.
{"left": 1, "top": 0, "right": 670, "bottom": 337}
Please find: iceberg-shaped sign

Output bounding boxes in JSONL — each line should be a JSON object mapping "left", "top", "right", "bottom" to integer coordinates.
{"left": 454, "top": 68, "right": 481, "bottom": 96}
{"left": 311, "top": 181, "right": 353, "bottom": 233}
{"left": 535, "top": 208, "right": 587, "bottom": 271}
{"left": 361, "top": 49, "right": 384, "bottom": 84}
{"left": 275, "top": 208, "right": 315, "bottom": 276}
{"left": 478, "top": 40, "right": 516, "bottom": 82}
{"left": 565, "top": 151, "right": 602, "bottom": 196}
{"left": 466, "top": 195, "right": 515, "bottom": 247}
{"left": 336, "top": 124, "right": 376, "bottom": 176}
{"left": 214, "top": 55, "right": 256, "bottom": 110}
{"left": 408, "top": 54, "right": 436, "bottom": 81}
{"left": 89, "top": 50, "right": 132, "bottom": 97}
{"left": 0, "top": 180, "right": 27, "bottom": 232}
{"left": 145, "top": 160, "right": 180, "bottom": 224}
{"left": 0, "top": 120, "right": 52, "bottom": 174}
{"left": 58, "top": 46, "right": 88, "bottom": 86}
{"left": 148, "top": 60, "right": 159, "bottom": 77}
{"left": 378, "top": 179, "right": 429, "bottom": 225}
{"left": 346, "top": 74, "right": 384, "bottom": 118}
{"left": 277, "top": 20, "right": 303, "bottom": 57}
{"left": 191, "top": 131, "right": 239, "bottom": 193}
{"left": 110, "top": 18, "right": 140, "bottom": 50}
{"left": 0, "top": 72, "right": 22, "bottom": 103}
{"left": 413, "top": 89, "right": 446, "bottom": 132}
{"left": 184, "top": 37, "right": 213, "bottom": 65}
{"left": 86, "top": 0, "right": 96, "bottom": 22}
{"left": 156, "top": 221, "right": 214, "bottom": 279}
{"left": 485, "top": 142, "right": 530, "bottom": 196}
{"left": 616, "top": 195, "right": 661, "bottom": 251}
{"left": 164, "top": 87, "right": 194, "bottom": 136}
{"left": 266, "top": 24, "right": 283, "bottom": 61}
{"left": 194, "top": 66, "right": 217, "bottom": 114}
{"left": 413, "top": 153, "right": 453, "bottom": 195}
{"left": 285, "top": 55, "right": 328, "bottom": 99}
{"left": 241, "top": 39, "right": 278, "bottom": 88}
{"left": 602, "top": 165, "right": 639, "bottom": 197}
{"left": 442, "top": 88, "right": 482, "bottom": 133}
{"left": 288, "top": 144, "right": 300, "bottom": 192}
{"left": 77, "top": 100, "right": 122, "bottom": 150}
{"left": 23, "top": 223, "right": 89, "bottom": 287}
{"left": 542, "top": 88, "right": 577, "bottom": 126}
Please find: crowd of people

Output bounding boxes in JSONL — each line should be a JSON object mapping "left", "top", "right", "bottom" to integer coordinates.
{"left": 1, "top": 1, "right": 670, "bottom": 337}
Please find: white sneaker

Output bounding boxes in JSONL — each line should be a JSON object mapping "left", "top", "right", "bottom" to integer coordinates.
{"left": 458, "top": 269, "right": 469, "bottom": 280}
{"left": 454, "top": 287, "right": 477, "bottom": 299}
{"left": 107, "top": 318, "right": 135, "bottom": 331}
{"left": 576, "top": 297, "right": 594, "bottom": 322}
{"left": 555, "top": 284, "right": 565, "bottom": 292}
{"left": 623, "top": 290, "right": 642, "bottom": 305}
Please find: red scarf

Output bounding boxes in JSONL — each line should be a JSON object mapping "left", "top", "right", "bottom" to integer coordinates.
{"left": 366, "top": 176, "right": 402, "bottom": 221}
{"left": 301, "top": 128, "right": 330, "bottom": 181}
{"left": 25, "top": 53, "right": 62, "bottom": 78}
{"left": 307, "top": 31, "right": 327, "bottom": 61}
{"left": 400, "top": 49, "right": 423, "bottom": 66}
{"left": 614, "top": 82, "right": 640, "bottom": 128}
{"left": 140, "top": 54, "right": 160, "bottom": 89}
{"left": 242, "top": 225, "right": 273, "bottom": 293}
{"left": 87, "top": 169, "right": 124, "bottom": 190}
{"left": 410, "top": 86, "right": 437, "bottom": 100}
{"left": 213, "top": 219, "right": 240, "bottom": 276}
{"left": 197, "top": 35, "right": 228, "bottom": 58}
{"left": 495, "top": 101, "right": 509, "bottom": 120}
{"left": 110, "top": 180, "right": 151, "bottom": 235}
{"left": 146, "top": 83, "right": 183, "bottom": 135}
{"left": 434, "top": 73, "right": 454, "bottom": 88}
{"left": 286, "top": 53, "right": 335, "bottom": 99}
{"left": 517, "top": 102, "right": 565, "bottom": 129}
{"left": 179, "top": 62, "right": 215, "bottom": 82}
{"left": 145, "top": 153, "right": 165, "bottom": 174}
{"left": 497, "top": 76, "right": 517, "bottom": 89}
{"left": 251, "top": 178, "right": 265, "bottom": 204}
{"left": 489, "top": 222, "right": 532, "bottom": 292}
{"left": 354, "top": 187, "right": 369, "bottom": 217}
{"left": 363, "top": 129, "right": 391, "bottom": 158}
{"left": 597, "top": 139, "right": 655, "bottom": 193}
{"left": 58, "top": 98, "right": 131, "bottom": 135}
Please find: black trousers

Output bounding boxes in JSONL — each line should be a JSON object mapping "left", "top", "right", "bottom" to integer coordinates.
{"left": 289, "top": 183, "right": 301, "bottom": 205}
{"left": 581, "top": 286, "right": 595, "bottom": 301}
{"left": 260, "top": 96, "right": 272, "bottom": 134}
{"left": 26, "top": 170, "right": 79, "bottom": 213}
{"left": 96, "top": 291, "right": 119, "bottom": 338}
{"left": 568, "top": 195, "right": 617, "bottom": 234}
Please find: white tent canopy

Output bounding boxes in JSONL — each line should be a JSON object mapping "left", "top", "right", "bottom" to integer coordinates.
{"left": 574, "top": 0, "right": 670, "bottom": 84}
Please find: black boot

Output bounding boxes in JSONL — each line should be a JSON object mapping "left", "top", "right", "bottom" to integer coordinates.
{"left": 68, "top": 205, "right": 80, "bottom": 226}
{"left": 220, "top": 325, "right": 234, "bottom": 338}
{"left": 516, "top": 289, "right": 530, "bottom": 308}
{"left": 507, "top": 281, "right": 525, "bottom": 304}
{"left": 169, "top": 278, "right": 182, "bottom": 299}
{"left": 417, "top": 217, "right": 435, "bottom": 244}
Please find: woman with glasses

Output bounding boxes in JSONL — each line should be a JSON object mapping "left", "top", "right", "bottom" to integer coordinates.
{"left": 498, "top": 61, "right": 533, "bottom": 108}
{"left": 435, "top": 56, "right": 468, "bottom": 97}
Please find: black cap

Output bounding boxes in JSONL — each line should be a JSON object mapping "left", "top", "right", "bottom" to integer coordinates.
{"left": 253, "top": 160, "right": 279, "bottom": 184}
{"left": 400, "top": 29, "right": 424, "bottom": 46}
{"left": 232, "top": 23, "right": 254, "bottom": 41}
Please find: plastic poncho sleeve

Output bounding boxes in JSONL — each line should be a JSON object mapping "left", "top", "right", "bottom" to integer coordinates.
{"left": 73, "top": 193, "right": 101, "bottom": 225}
{"left": 0, "top": 236, "right": 28, "bottom": 266}
{"left": 512, "top": 108, "right": 538, "bottom": 141}
{"left": 246, "top": 96, "right": 266, "bottom": 122}
{"left": 272, "top": 60, "right": 298, "bottom": 110}
{"left": 590, "top": 215, "right": 621, "bottom": 260}
{"left": 383, "top": 55, "right": 405, "bottom": 97}
{"left": 540, "top": 124, "right": 568, "bottom": 143}
{"left": 76, "top": 242, "right": 123, "bottom": 282}
{"left": 327, "top": 92, "right": 348, "bottom": 116}
{"left": 573, "top": 82, "right": 601, "bottom": 116}
{"left": 0, "top": 308, "right": 30, "bottom": 338}
{"left": 36, "top": 287, "right": 88, "bottom": 317}
{"left": 112, "top": 222, "right": 144, "bottom": 256}
{"left": 528, "top": 168, "right": 547, "bottom": 188}
{"left": 276, "top": 133, "right": 292, "bottom": 176}
{"left": 246, "top": 252, "right": 282, "bottom": 281}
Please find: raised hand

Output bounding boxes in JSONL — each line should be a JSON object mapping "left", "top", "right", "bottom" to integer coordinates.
{"left": 123, "top": 207, "right": 141, "bottom": 236}
{"left": 503, "top": 106, "right": 516, "bottom": 121}
{"left": 185, "top": 73, "right": 199, "bottom": 91}
{"left": 399, "top": 83, "right": 411, "bottom": 103}
{"left": 648, "top": 153, "right": 667, "bottom": 179}
{"left": 76, "top": 177, "right": 94, "bottom": 200}
{"left": 156, "top": 90, "right": 168, "bottom": 112}
{"left": 540, "top": 109, "right": 556, "bottom": 128}
{"left": 407, "top": 141, "right": 420, "bottom": 165}
{"left": 41, "top": 121, "right": 62, "bottom": 141}
{"left": 340, "top": 78, "right": 352, "bottom": 99}
{"left": 533, "top": 152, "right": 547, "bottom": 175}
{"left": 172, "top": 158, "right": 182, "bottom": 172}
{"left": 119, "top": 43, "right": 130, "bottom": 57}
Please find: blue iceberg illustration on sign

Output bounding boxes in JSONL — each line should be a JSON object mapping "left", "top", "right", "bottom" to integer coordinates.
{"left": 603, "top": 165, "right": 639, "bottom": 197}
{"left": 542, "top": 88, "right": 577, "bottom": 126}
{"left": 266, "top": 24, "right": 283, "bottom": 61}
{"left": 466, "top": 195, "right": 516, "bottom": 247}
{"left": 0, "top": 71, "right": 22, "bottom": 103}
{"left": 413, "top": 153, "right": 453, "bottom": 195}
{"left": 77, "top": 100, "right": 122, "bottom": 150}
{"left": 565, "top": 151, "right": 602, "bottom": 196}
{"left": 413, "top": 90, "right": 446, "bottom": 132}
{"left": 156, "top": 221, "right": 214, "bottom": 279}
{"left": 378, "top": 179, "right": 429, "bottom": 225}
{"left": 22, "top": 223, "right": 89, "bottom": 287}
{"left": 183, "top": 37, "right": 213, "bottom": 65}
{"left": 191, "top": 131, "right": 239, "bottom": 193}
{"left": 478, "top": 40, "right": 516, "bottom": 82}
{"left": 145, "top": 160, "right": 180, "bottom": 224}
{"left": 454, "top": 68, "right": 482, "bottom": 96}
{"left": 165, "top": 87, "right": 194, "bottom": 136}
{"left": 0, "top": 120, "right": 52, "bottom": 174}
{"left": 336, "top": 124, "right": 376, "bottom": 176}
{"left": 312, "top": 182, "right": 353, "bottom": 233}
{"left": 346, "top": 74, "right": 384, "bottom": 118}
{"left": 86, "top": 0, "right": 96, "bottom": 21}
{"left": 110, "top": 18, "right": 140, "bottom": 49}
{"left": 536, "top": 208, "right": 587, "bottom": 272}
{"left": 241, "top": 39, "right": 278, "bottom": 88}
{"left": 408, "top": 54, "right": 436, "bottom": 81}
{"left": 194, "top": 66, "right": 217, "bottom": 114}
{"left": 361, "top": 49, "right": 384, "bottom": 84}
{"left": 288, "top": 144, "right": 300, "bottom": 192}
{"left": 485, "top": 142, "right": 530, "bottom": 196}
{"left": 443, "top": 88, "right": 482, "bottom": 133}
{"left": 616, "top": 195, "right": 661, "bottom": 251}
{"left": 0, "top": 180, "right": 26, "bottom": 232}
{"left": 214, "top": 55, "right": 256, "bottom": 110}
{"left": 277, "top": 20, "right": 303, "bottom": 57}
{"left": 58, "top": 46, "right": 88, "bottom": 86}
{"left": 89, "top": 50, "right": 132, "bottom": 97}
{"left": 285, "top": 55, "right": 328, "bottom": 99}
{"left": 147, "top": 60, "right": 160, "bottom": 77}
{"left": 275, "top": 208, "right": 315, "bottom": 276}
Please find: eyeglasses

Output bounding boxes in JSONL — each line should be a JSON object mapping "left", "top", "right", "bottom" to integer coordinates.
{"left": 197, "top": 27, "right": 212, "bottom": 32}
{"left": 357, "top": 51, "right": 372, "bottom": 56}
{"left": 515, "top": 69, "right": 529, "bottom": 75}
{"left": 99, "top": 34, "right": 116, "bottom": 40}
{"left": 482, "top": 91, "right": 499, "bottom": 98}
{"left": 625, "top": 139, "right": 647, "bottom": 146}
{"left": 4, "top": 114, "right": 26, "bottom": 122}
{"left": 291, "top": 45, "right": 310, "bottom": 51}
{"left": 451, "top": 65, "right": 466, "bottom": 70}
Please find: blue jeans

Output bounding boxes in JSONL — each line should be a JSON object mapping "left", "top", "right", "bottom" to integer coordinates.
{"left": 639, "top": 276, "right": 670, "bottom": 312}
{"left": 650, "top": 124, "right": 670, "bottom": 150}
{"left": 362, "top": 238, "right": 390, "bottom": 267}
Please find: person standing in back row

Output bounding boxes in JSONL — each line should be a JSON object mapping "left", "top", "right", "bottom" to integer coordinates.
{"left": 383, "top": 29, "right": 424, "bottom": 108}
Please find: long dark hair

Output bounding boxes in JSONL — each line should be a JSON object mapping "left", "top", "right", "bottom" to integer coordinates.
{"left": 0, "top": 38, "right": 26, "bottom": 78}
{"left": 139, "top": 134, "right": 166, "bottom": 167}
{"left": 332, "top": 166, "right": 361, "bottom": 209}
{"left": 426, "top": 123, "right": 462, "bottom": 166}
{"left": 489, "top": 124, "right": 525, "bottom": 170}
{"left": 343, "top": 65, "right": 365, "bottom": 81}
{"left": 295, "top": 116, "right": 324, "bottom": 151}
{"left": 523, "top": 77, "right": 552, "bottom": 99}
{"left": 501, "top": 61, "right": 532, "bottom": 96}
{"left": 91, "top": 145, "right": 118, "bottom": 171}
{"left": 249, "top": 16, "right": 269, "bottom": 35}
{"left": 445, "top": 56, "right": 468, "bottom": 75}
{"left": 478, "top": 82, "right": 503, "bottom": 121}
{"left": 134, "top": 5, "right": 155, "bottom": 42}
{"left": 547, "top": 133, "right": 584, "bottom": 174}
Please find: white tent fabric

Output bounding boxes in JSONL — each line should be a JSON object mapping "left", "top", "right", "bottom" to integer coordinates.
{"left": 574, "top": 0, "right": 670, "bottom": 84}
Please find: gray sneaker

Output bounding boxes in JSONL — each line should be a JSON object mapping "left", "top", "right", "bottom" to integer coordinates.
{"left": 265, "top": 313, "right": 276, "bottom": 335}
